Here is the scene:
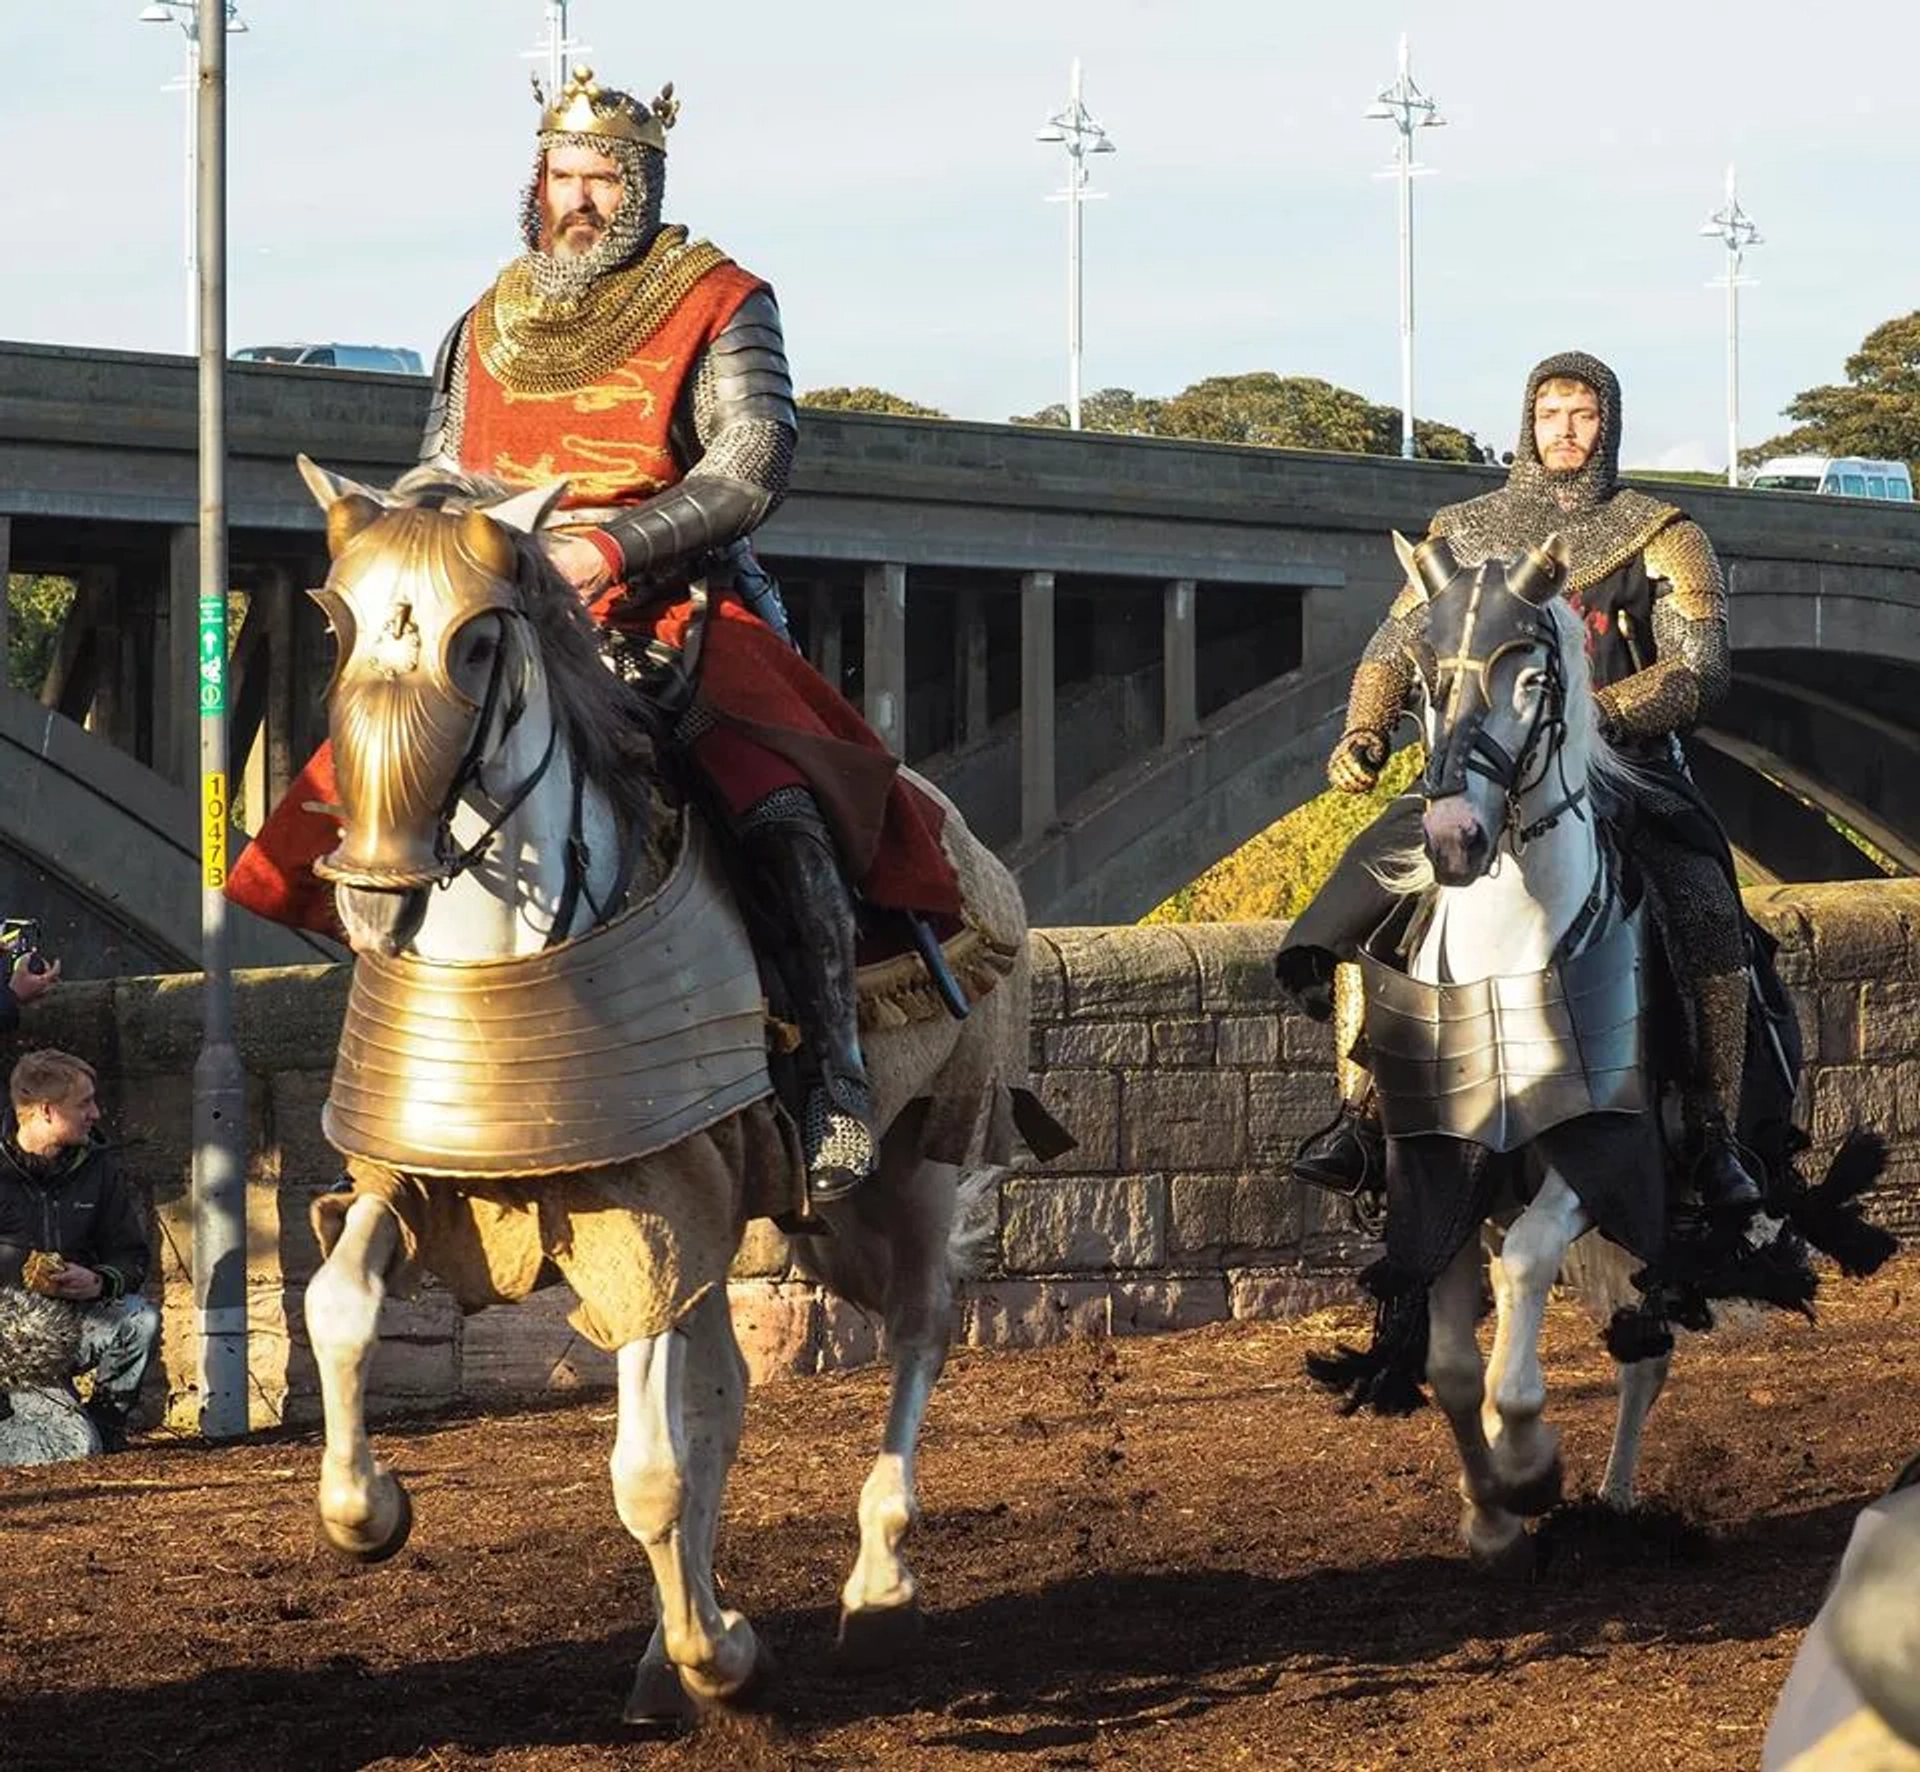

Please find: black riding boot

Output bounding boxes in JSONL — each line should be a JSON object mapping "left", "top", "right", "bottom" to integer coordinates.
{"left": 738, "top": 799, "right": 876, "bottom": 1203}
{"left": 1292, "top": 961, "right": 1384, "bottom": 1197}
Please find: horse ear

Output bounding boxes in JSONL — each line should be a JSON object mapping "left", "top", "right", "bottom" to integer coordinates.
{"left": 483, "top": 481, "right": 571, "bottom": 535}
{"left": 1508, "top": 532, "right": 1569, "bottom": 605}
{"left": 296, "top": 454, "right": 386, "bottom": 558}
{"left": 1391, "top": 530, "right": 1425, "bottom": 598}
{"left": 1405, "top": 533, "right": 1458, "bottom": 601}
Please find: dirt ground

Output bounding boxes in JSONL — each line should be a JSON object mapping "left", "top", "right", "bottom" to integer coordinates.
{"left": 4, "top": 1266, "right": 1917, "bottom": 1772}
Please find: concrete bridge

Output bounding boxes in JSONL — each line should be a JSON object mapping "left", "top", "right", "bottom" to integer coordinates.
{"left": 4, "top": 339, "right": 1918, "bottom": 967}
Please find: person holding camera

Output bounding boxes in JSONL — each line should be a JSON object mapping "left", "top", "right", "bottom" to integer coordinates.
{"left": 0, "top": 920, "right": 59, "bottom": 1034}
{"left": 0, "top": 1050, "right": 154, "bottom": 1452}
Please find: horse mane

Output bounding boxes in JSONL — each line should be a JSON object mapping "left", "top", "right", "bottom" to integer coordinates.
{"left": 381, "top": 463, "right": 672, "bottom": 849}
{"left": 1371, "top": 593, "right": 1637, "bottom": 899}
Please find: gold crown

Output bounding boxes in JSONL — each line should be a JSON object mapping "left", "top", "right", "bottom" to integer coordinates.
{"left": 537, "top": 67, "right": 678, "bottom": 153}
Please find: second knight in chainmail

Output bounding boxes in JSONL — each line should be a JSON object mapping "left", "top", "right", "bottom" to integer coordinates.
{"left": 422, "top": 70, "right": 965, "bottom": 1203}
{"left": 1276, "top": 349, "right": 1764, "bottom": 1212}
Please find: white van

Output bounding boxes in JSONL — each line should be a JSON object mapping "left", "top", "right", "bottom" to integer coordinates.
{"left": 1750, "top": 455, "right": 1915, "bottom": 501}
{"left": 232, "top": 343, "right": 426, "bottom": 376}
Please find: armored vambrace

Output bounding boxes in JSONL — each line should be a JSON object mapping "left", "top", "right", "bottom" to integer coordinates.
{"left": 1335, "top": 587, "right": 1428, "bottom": 764}
{"left": 599, "top": 289, "right": 797, "bottom": 582}
{"left": 1592, "top": 521, "right": 1732, "bottom": 743}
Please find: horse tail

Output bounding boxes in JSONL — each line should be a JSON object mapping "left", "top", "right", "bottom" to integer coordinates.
{"left": 1785, "top": 1126, "right": 1897, "bottom": 1278}
{"left": 946, "top": 1164, "right": 1002, "bottom": 1283}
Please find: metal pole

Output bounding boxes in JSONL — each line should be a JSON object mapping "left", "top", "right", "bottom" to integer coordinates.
{"left": 1726, "top": 251, "right": 1740, "bottom": 490}
{"left": 182, "top": 33, "right": 198, "bottom": 353}
{"left": 1367, "top": 36, "right": 1443, "bottom": 464}
{"left": 548, "top": 0, "right": 567, "bottom": 94}
{"left": 1067, "top": 152, "right": 1082, "bottom": 430}
{"left": 1701, "top": 164, "right": 1760, "bottom": 490}
{"left": 191, "top": 0, "right": 248, "bottom": 1440}
{"left": 1397, "top": 130, "right": 1414, "bottom": 460}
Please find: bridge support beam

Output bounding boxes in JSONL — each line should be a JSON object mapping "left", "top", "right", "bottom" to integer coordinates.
{"left": 1022, "top": 569, "right": 1057, "bottom": 842}
{"left": 862, "top": 561, "right": 906, "bottom": 755}
{"left": 0, "top": 516, "right": 11, "bottom": 667}
{"left": 165, "top": 524, "right": 198, "bottom": 790}
{"left": 957, "top": 586, "right": 990, "bottom": 747}
{"left": 807, "top": 582, "right": 843, "bottom": 696}
{"left": 1163, "top": 578, "right": 1197, "bottom": 746}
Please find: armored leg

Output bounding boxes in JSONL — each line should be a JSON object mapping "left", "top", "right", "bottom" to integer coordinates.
{"left": 1691, "top": 968, "right": 1761, "bottom": 1208}
{"left": 1637, "top": 828, "right": 1762, "bottom": 1209}
{"left": 735, "top": 788, "right": 875, "bottom": 1202}
{"left": 1292, "top": 962, "right": 1384, "bottom": 1196}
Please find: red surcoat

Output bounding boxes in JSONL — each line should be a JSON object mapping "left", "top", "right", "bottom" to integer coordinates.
{"left": 225, "top": 258, "right": 959, "bottom": 937}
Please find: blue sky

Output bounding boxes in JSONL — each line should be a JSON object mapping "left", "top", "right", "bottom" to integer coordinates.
{"left": 3, "top": 1, "right": 1914, "bottom": 470}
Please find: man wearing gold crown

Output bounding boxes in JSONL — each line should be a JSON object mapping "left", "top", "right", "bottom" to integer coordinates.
{"left": 427, "top": 69, "right": 972, "bottom": 1202}
{"left": 230, "top": 71, "right": 965, "bottom": 1202}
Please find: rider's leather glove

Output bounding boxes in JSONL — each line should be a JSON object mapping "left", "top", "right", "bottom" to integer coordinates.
{"left": 1327, "top": 729, "right": 1390, "bottom": 795}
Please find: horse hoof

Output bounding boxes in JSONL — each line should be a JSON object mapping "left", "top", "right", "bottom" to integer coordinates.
{"left": 1468, "top": 1527, "right": 1538, "bottom": 1581}
{"left": 1501, "top": 1458, "right": 1565, "bottom": 1519}
{"left": 691, "top": 1637, "right": 779, "bottom": 1713}
{"left": 622, "top": 1658, "right": 695, "bottom": 1734}
{"left": 319, "top": 1478, "right": 413, "bottom": 1564}
{"left": 834, "top": 1598, "right": 925, "bottom": 1673}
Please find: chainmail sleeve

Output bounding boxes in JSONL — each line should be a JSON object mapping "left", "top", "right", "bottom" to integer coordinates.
{"left": 598, "top": 288, "right": 798, "bottom": 581}
{"left": 1343, "top": 583, "right": 1429, "bottom": 749}
{"left": 1593, "top": 519, "right": 1731, "bottom": 741}
{"left": 418, "top": 316, "right": 470, "bottom": 465}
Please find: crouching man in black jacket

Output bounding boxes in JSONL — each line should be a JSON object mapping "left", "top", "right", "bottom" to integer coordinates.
{"left": 0, "top": 1051, "right": 155, "bottom": 1451}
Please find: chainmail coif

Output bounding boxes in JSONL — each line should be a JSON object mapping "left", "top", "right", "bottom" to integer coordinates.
{"left": 516, "top": 130, "right": 665, "bottom": 301}
{"left": 1431, "top": 350, "right": 1680, "bottom": 591}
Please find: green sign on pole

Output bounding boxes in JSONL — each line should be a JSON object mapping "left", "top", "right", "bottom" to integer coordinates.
{"left": 197, "top": 593, "right": 226, "bottom": 717}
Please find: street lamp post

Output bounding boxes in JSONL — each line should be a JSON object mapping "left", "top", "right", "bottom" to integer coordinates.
{"left": 1701, "top": 165, "right": 1762, "bottom": 489}
{"left": 139, "top": 1, "right": 247, "bottom": 354}
{"left": 525, "top": 0, "right": 591, "bottom": 100}
{"left": 1036, "top": 60, "right": 1116, "bottom": 432}
{"left": 1365, "top": 35, "right": 1444, "bottom": 461}
{"left": 142, "top": 0, "right": 249, "bottom": 1438}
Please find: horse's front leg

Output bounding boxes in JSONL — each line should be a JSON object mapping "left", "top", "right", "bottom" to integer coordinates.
{"left": 835, "top": 1157, "right": 965, "bottom": 1669}
{"left": 1427, "top": 1235, "right": 1525, "bottom": 1564}
{"left": 612, "top": 1288, "right": 759, "bottom": 1718}
{"left": 1600, "top": 1350, "right": 1671, "bottom": 1511}
{"left": 304, "top": 1194, "right": 413, "bottom": 1560}
{"left": 1484, "top": 1170, "right": 1589, "bottom": 1514}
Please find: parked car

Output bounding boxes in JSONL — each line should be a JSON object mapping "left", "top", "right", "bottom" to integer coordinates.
{"left": 232, "top": 343, "right": 426, "bottom": 376}
{"left": 1749, "top": 454, "right": 1915, "bottom": 501}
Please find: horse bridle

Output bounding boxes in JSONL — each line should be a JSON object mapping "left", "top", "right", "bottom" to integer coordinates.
{"left": 430, "top": 608, "right": 558, "bottom": 885}
{"left": 1417, "top": 570, "right": 1590, "bottom": 858}
{"left": 427, "top": 604, "right": 643, "bottom": 943}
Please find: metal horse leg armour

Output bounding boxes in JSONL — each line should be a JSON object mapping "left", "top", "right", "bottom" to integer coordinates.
{"left": 735, "top": 790, "right": 875, "bottom": 1202}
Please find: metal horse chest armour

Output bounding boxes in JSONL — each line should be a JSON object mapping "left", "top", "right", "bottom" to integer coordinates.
{"left": 1359, "top": 910, "right": 1647, "bottom": 1154}
{"left": 324, "top": 819, "right": 771, "bottom": 1178}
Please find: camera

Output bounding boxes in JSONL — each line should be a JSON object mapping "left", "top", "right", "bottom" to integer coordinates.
{"left": 0, "top": 918, "right": 46, "bottom": 973}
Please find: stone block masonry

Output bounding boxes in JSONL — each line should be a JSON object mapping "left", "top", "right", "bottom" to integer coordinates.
{"left": 26, "top": 882, "right": 1920, "bottom": 1424}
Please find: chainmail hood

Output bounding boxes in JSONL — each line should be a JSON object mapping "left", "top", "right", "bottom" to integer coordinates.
{"left": 1431, "top": 349, "right": 1678, "bottom": 591}
{"left": 516, "top": 125, "right": 667, "bottom": 302}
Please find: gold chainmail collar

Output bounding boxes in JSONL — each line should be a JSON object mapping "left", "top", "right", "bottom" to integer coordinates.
{"left": 472, "top": 224, "right": 734, "bottom": 395}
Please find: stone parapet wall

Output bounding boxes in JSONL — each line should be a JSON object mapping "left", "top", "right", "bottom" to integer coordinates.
{"left": 21, "top": 881, "right": 1920, "bottom": 1427}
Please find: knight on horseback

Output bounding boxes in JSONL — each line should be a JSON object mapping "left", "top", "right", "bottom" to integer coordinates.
{"left": 1277, "top": 350, "right": 1766, "bottom": 1216}
{"left": 241, "top": 69, "right": 968, "bottom": 1203}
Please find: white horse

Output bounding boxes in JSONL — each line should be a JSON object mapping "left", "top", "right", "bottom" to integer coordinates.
{"left": 286, "top": 460, "right": 1066, "bottom": 1722}
{"left": 1333, "top": 529, "right": 1883, "bottom": 1566}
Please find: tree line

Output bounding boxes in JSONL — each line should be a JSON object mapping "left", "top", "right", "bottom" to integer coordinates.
{"left": 805, "top": 309, "right": 1920, "bottom": 473}
{"left": 801, "top": 374, "right": 1488, "bottom": 461}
